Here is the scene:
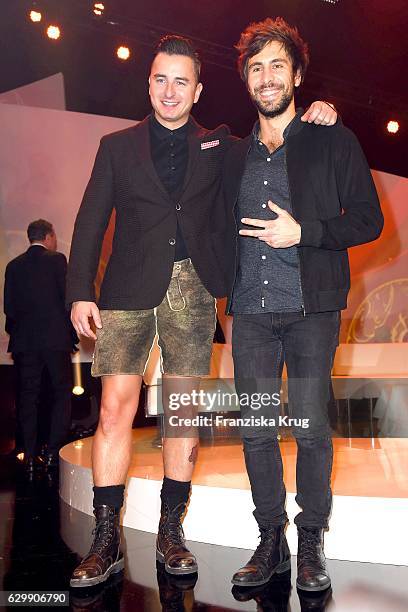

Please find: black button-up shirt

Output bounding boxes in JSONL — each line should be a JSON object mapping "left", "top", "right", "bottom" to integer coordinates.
{"left": 149, "top": 114, "right": 189, "bottom": 261}
{"left": 231, "top": 113, "right": 303, "bottom": 314}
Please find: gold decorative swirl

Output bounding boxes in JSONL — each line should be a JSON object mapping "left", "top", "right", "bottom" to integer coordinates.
{"left": 347, "top": 278, "right": 408, "bottom": 343}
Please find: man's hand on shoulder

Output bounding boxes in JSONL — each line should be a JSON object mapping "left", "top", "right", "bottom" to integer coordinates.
{"left": 301, "top": 101, "right": 337, "bottom": 125}
{"left": 71, "top": 301, "right": 102, "bottom": 341}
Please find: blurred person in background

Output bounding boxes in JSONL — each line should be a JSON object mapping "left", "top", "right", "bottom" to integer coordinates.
{"left": 4, "top": 219, "right": 77, "bottom": 473}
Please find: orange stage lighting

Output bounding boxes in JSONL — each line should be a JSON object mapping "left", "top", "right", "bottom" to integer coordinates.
{"left": 47, "top": 25, "right": 61, "bottom": 40}
{"left": 387, "top": 120, "right": 399, "bottom": 134}
{"left": 29, "top": 10, "right": 42, "bottom": 23}
{"left": 117, "top": 46, "right": 130, "bottom": 60}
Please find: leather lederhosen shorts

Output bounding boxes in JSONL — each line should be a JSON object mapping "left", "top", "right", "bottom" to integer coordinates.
{"left": 92, "top": 259, "right": 216, "bottom": 377}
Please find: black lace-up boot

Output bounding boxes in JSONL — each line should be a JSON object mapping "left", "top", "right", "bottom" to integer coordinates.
{"left": 296, "top": 527, "right": 331, "bottom": 592}
{"left": 70, "top": 505, "right": 123, "bottom": 588}
{"left": 156, "top": 502, "right": 198, "bottom": 575}
{"left": 231, "top": 524, "right": 291, "bottom": 587}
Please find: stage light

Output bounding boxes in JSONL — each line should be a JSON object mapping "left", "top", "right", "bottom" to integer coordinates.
{"left": 47, "top": 25, "right": 61, "bottom": 40}
{"left": 93, "top": 3, "right": 105, "bottom": 16}
{"left": 117, "top": 46, "right": 130, "bottom": 60}
{"left": 17, "top": 452, "right": 25, "bottom": 461}
{"left": 387, "top": 120, "right": 399, "bottom": 134}
{"left": 29, "top": 10, "right": 42, "bottom": 23}
{"left": 72, "top": 358, "right": 84, "bottom": 395}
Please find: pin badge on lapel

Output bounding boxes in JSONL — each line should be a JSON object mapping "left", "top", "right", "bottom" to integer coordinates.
{"left": 201, "top": 139, "right": 220, "bottom": 150}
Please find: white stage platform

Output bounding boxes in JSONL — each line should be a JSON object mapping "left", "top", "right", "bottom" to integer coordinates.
{"left": 60, "top": 342, "right": 408, "bottom": 567}
{"left": 60, "top": 429, "right": 408, "bottom": 567}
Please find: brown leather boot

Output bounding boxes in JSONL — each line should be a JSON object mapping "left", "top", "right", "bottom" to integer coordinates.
{"left": 296, "top": 527, "right": 331, "bottom": 592}
{"left": 156, "top": 502, "right": 198, "bottom": 575}
{"left": 70, "top": 505, "right": 124, "bottom": 588}
{"left": 231, "top": 524, "right": 291, "bottom": 587}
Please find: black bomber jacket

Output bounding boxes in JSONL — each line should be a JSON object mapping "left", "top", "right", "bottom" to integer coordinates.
{"left": 221, "top": 114, "right": 384, "bottom": 314}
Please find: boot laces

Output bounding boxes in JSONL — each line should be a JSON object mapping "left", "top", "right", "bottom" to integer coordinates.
{"left": 166, "top": 519, "right": 185, "bottom": 546}
{"left": 299, "top": 529, "right": 321, "bottom": 563}
{"left": 250, "top": 528, "right": 277, "bottom": 565}
{"left": 90, "top": 516, "right": 114, "bottom": 555}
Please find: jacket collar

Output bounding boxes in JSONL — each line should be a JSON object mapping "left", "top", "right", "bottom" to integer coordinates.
{"left": 29, "top": 243, "right": 47, "bottom": 249}
{"left": 27, "top": 244, "right": 47, "bottom": 254}
{"left": 182, "top": 115, "right": 204, "bottom": 194}
{"left": 232, "top": 107, "right": 306, "bottom": 171}
{"left": 129, "top": 115, "right": 166, "bottom": 197}
{"left": 251, "top": 108, "right": 305, "bottom": 145}
{"left": 129, "top": 114, "right": 205, "bottom": 199}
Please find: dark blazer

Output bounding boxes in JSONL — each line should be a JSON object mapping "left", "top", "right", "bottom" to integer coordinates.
{"left": 66, "top": 115, "right": 233, "bottom": 309}
{"left": 4, "top": 245, "right": 77, "bottom": 353}
{"left": 222, "top": 116, "right": 383, "bottom": 314}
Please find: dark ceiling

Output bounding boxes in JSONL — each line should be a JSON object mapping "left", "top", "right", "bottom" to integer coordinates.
{"left": 2, "top": 0, "right": 408, "bottom": 177}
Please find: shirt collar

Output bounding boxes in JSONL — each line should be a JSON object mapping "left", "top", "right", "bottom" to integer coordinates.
{"left": 149, "top": 113, "right": 190, "bottom": 141}
{"left": 30, "top": 242, "right": 47, "bottom": 249}
{"left": 252, "top": 107, "right": 305, "bottom": 145}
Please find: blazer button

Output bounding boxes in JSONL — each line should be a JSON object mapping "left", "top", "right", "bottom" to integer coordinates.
{"left": 169, "top": 238, "right": 176, "bottom": 246}
{"left": 175, "top": 204, "right": 181, "bottom": 211}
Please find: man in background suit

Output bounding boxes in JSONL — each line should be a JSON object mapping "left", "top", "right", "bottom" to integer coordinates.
{"left": 4, "top": 219, "right": 77, "bottom": 473}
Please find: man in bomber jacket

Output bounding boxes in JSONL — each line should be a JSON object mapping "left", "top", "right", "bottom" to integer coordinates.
{"left": 222, "top": 18, "right": 383, "bottom": 593}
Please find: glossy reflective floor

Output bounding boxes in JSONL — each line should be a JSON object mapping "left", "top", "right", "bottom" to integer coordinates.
{"left": 1, "top": 455, "right": 408, "bottom": 611}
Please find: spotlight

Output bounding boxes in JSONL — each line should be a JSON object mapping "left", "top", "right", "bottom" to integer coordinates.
{"left": 117, "top": 46, "right": 130, "bottom": 60}
{"left": 29, "top": 10, "right": 42, "bottom": 23}
{"left": 47, "top": 25, "right": 61, "bottom": 40}
{"left": 17, "top": 452, "right": 25, "bottom": 461}
{"left": 387, "top": 120, "right": 399, "bottom": 134}
{"left": 72, "top": 359, "right": 84, "bottom": 395}
{"left": 93, "top": 3, "right": 105, "bottom": 16}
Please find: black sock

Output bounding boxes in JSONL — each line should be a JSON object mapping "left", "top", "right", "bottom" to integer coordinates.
{"left": 93, "top": 485, "right": 125, "bottom": 510}
{"left": 160, "top": 477, "right": 191, "bottom": 510}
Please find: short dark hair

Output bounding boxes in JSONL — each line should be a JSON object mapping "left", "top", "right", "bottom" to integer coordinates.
{"left": 154, "top": 35, "right": 201, "bottom": 81}
{"left": 236, "top": 17, "right": 309, "bottom": 83}
{"left": 27, "top": 219, "right": 54, "bottom": 243}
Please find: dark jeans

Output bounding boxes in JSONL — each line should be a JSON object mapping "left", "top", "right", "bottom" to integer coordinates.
{"left": 232, "top": 311, "right": 340, "bottom": 529}
{"left": 14, "top": 351, "right": 72, "bottom": 456}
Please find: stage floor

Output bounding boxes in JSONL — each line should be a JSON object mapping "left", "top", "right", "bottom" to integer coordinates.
{"left": 60, "top": 427, "right": 408, "bottom": 498}
{"left": 60, "top": 428, "right": 408, "bottom": 566}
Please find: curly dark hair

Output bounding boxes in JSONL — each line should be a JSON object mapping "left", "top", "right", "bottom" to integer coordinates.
{"left": 154, "top": 35, "right": 201, "bottom": 82}
{"left": 236, "top": 17, "right": 309, "bottom": 83}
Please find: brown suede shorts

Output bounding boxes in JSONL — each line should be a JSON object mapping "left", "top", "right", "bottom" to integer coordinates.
{"left": 91, "top": 259, "right": 216, "bottom": 377}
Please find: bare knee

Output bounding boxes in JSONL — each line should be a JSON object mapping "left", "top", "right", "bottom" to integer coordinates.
{"left": 97, "top": 375, "right": 142, "bottom": 437}
{"left": 98, "top": 394, "right": 135, "bottom": 436}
